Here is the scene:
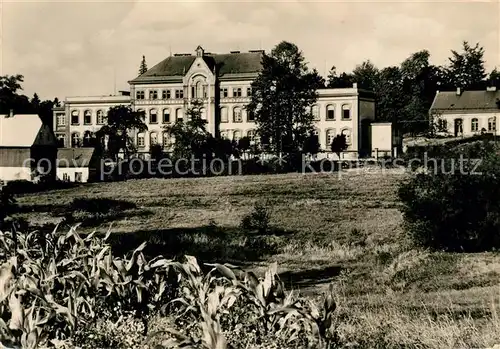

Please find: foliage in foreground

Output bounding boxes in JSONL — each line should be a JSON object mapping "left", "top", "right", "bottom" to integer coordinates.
{"left": 0, "top": 226, "right": 339, "bottom": 348}
{"left": 398, "top": 141, "right": 500, "bottom": 251}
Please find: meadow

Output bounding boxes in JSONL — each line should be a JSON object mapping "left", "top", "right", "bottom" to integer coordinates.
{"left": 13, "top": 168, "right": 500, "bottom": 348}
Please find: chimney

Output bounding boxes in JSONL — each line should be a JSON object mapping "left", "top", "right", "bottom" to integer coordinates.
{"left": 456, "top": 87, "right": 461, "bottom": 96}
{"left": 487, "top": 86, "right": 497, "bottom": 92}
{"left": 352, "top": 83, "right": 358, "bottom": 89}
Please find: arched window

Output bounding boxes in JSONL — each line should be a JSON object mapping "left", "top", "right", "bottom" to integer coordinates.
{"left": 342, "top": 104, "right": 351, "bottom": 120}
{"left": 83, "top": 110, "right": 92, "bottom": 125}
{"left": 71, "top": 132, "right": 80, "bottom": 148}
{"left": 311, "top": 105, "right": 320, "bottom": 121}
{"left": 233, "top": 130, "right": 241, "bottom": 141}
{"left": 150, "top": 132, "right": 158, "bottom": 145}
{"left": 176, "top": 108, "right": 183, "bottom": 122}
{"left": 220, "top": 107, "right": 228, "bottom": 123}
{"left": 149, "top": 109, "right": 158, "bottom": 124}
{"left": 71, "top": 110, "right": 79, "bottom": 125}
{"left": 162, "top": 132, "right": 170, "bottom": 147}
{"left": 488, "top": 117, "right": 496, "bottom": 132}
{"left": 233, "top": 107, "right": 242, "bottom": 122}
{"left": 247, "top": 129, "right": 256, "bottom": 140}
{"left": 56, "top": 134, "right": 66, "bottom": 147}
{"left": 471, "top": 118, "right": 479, "bottom": 132}
{"left": 137, "top": 133, "right": 145, "bottom": 148}
{"left": 326, "top": 105, "right": 335, "bottom": 120}
{"left": 326, "top": 129, "right": 336, "bottom": 147}
{"left": 341, "top": 128, "right": 351, "bottom": 145}
{"left": 247, "top": 109, "right": 255, "bottom": 122}
{"left": 163, "top": 109, "right": 170, "bottom": 123}
{"left": 196, "top": 81, "right": 203, "bottom": 99}
{"left": 97, "top": 110, "right": 105, "bottom": 125}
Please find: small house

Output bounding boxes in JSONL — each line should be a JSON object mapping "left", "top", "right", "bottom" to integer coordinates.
{"left": 56, "top": 147, "right": 101, "bottom": 183}
{"left": 0, "top": 113, "right": 58, "bottom": 183}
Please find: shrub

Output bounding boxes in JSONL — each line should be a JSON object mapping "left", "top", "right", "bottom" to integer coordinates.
{"left": 398, "top": 140, "right": 500, "bottom": 252}
{"left": 240, "top": 202, "right": 271, "bottom": 234}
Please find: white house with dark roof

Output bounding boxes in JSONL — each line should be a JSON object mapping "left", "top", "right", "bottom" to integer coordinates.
{"left": 56, "top": 147, "right": 101, "bottom": 183}
{"left": 429, "top": 86, "right": 500, "bottom": 137}
{"left": 0, "top": 113, "right": 58, "bottom": 183}
{"left": 54, "top": 45, "right": 383, "bottom": 159}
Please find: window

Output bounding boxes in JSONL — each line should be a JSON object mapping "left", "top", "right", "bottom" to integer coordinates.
{"left": 176, "top": 108, "right": 183, "bottom": 121}
{"left": 220, "top": 130, "right": 228, "bottom": 138}
{"left": 149, "top": 109, "right": 158, "bottom": 124}
{"left": 221, "top": 88, "right": 228, "bottom": 98}
{"left": 247, "top": 87, "right": 252, "bottom": 96}
{"left": 233, "top": 88, "right": 242, "bottom": 97}
{"left": 326, "top": 129, "right": 336, "bottom": 146}
{"left": 150, "top": 132, "right": 158, "bottom": 145}
{"left": 489, "top": 117, "right": 496, "bottom": 132}
{"left": 137, "top": 133, "right": 145, "bottom": 147}
{"left": 175, "top": 89, "right": 184, "bottom": 99}
{"left": 247, "top": 109, "right": 255, "bottom": 122}
{"left": 220, "top": 107, "right": 228, "bottom": 123}
{"left": 233, "top": 130, "right": 241, "bottom": 141}
{"left": 471, "top": 118, "right": 479, "bottom": 132}
{"left": 162, "top": 132, "right": 170, "bottom": 147}
{"left": 437, "top": 118, "right": 447, "bottom": 131}
{"left": 75, "top": 172, "right": 82, "bottom": 183}
{"left": 62, "top": 173, "right": 70, "bottom": 182}
{"left": 136, "top": 91, "right": 145, "bottom": 100}
{"left": 342, "top": 104, "right": 351, "bottom": 120}
{"left": 56, "top": 113, "right": 66, "bottom": 126}
{"left": 163, "top": 109, "right": 170, "bottom": 123}
{"left": 71, "top": 110, "right": 79, "bottom": 125}
{"left": 162, "top": 90, "right": 171, "bottom": 99}
{"left": 247, "top": 129, "right": 256, "bottom": 140}
{"left": 341, "top": 129, "right": 351, "bottom": 145}
{"left": 311, "top": 105, "right": 320, "bottom": 121}
{"left": 203, "top": 85, "right": 207, "bottom": 98}
{"left": 83, "top": 110, "right": 92, "bottom": 125}
{"left": 326, "top": 105, "right": 335, "bottom": 120}
{"left": 149, "top": 90, "right": 158, "bottom": 100}
{"left": 56, "top": 134, "right": 66, "bottom": 147}
{"left": 233, "top": 107, "right": 242, "bottom": 122}
{"left": 97, "top": 110, "right": 105, "bottom": 125}
{"left": 71, "top": 132, "right": 80, "bottom": 147}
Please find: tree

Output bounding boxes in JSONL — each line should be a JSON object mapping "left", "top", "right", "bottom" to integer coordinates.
{"left": 138, "top": 55, "right": 148, "bottom": 76}
{"left": 302, "top": 132, "right": 320, "bottom": 158}
{"left": 330, "top": 134, "right": 348, "bottom": 159}
{"left": 97, "top": 105, "right": 147, "bottom": 161}
{"left": 164, "top": 100, "right": 212, "bottom": 159}
{"left": 31, "top": 93, "right": 40, "bottom": 110}
{"left": 237, "top": 136, "right": 251, "bottom": 159}
{"left": 0, "top": 75, "right": 32, "bottom": 114}
{"left": 326, "top": 66, "right": 355, "bottom": 88}
{"left": 352, "top": 60, "right": 379, "bottom": 90}
{"left": 247, "top": 41, "right": 324, "bottom": 157}
{"left": 444, "top": 41, "right": 486, "bottom": 90}
{"left": 488, "top": 68, "right": 500, "bottom": 88}
{"left": 375, "top": 66, "right": 404, "bottom": 124}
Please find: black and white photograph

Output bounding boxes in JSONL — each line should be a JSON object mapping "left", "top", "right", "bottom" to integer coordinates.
{"left": 1, "top": 0, "right": 500, "bottom": 348}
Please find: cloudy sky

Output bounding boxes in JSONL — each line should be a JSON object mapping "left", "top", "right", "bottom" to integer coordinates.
{"left": 1, "top": 0, "right": 499, "bottom": 100}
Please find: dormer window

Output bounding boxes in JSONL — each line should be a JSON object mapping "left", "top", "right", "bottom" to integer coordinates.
{"left": 196, "top": 45, "right": 204, "bottom": 57}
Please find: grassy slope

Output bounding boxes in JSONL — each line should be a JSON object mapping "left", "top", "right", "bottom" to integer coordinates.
{"left": 15, "top": 168, "right": 500, "bottom": 348}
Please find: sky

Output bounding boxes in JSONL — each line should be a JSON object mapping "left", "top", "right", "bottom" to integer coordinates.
{"left": 1, "top": 0, "right": 499, "bottom": 101}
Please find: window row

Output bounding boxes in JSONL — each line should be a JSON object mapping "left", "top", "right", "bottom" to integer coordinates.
{"left": 310, "top": 104, "right": 351, "bottom": 121}
{"left": 69, "top": 131, "right": 101, "bottom": 148}
{"left": 136, "top": 131, "right": 173, "bottom": 148}
{"left": 136, "top": 108, "right": 185, "bottom": 123}
{"left": 311, "top": 128, "right": 352, "bottom": 146}
{"left": 448, "top": 117, "right": 497, "bottom": 135}
{"left": 220, "top": 129, "right": 256, "bottom": 141}
{"left": 136, "top": 89, "right": 184, "bottom": 100}
{"left": 220, "top": 107, "right": 254, "bottom": 123}
{"left": 220, "top": 87, "right": 252, "bottom": 98}
{"left": 70, "top": 110, "right": 106, "bottom": 125}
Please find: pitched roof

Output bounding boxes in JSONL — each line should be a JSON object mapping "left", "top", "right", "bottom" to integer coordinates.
{"left": 129, "top": 51, "right": 264, "bottom": 83}
{"left": 0, "top": 114, "right": 44, "bottom": 147}
{"left": 430, "top": 90, "right": 500, "bottom": 112}
{"left": 57, "top": 147, "right": 97, "bottom": 168}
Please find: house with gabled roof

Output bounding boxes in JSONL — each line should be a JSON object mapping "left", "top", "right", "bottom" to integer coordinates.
{"left": 0, "top": 112, "right": 58, "bottom": 183}
{"left": 56, "top": 147, "right": 101, "bottom": 183}
{"left": 429, "top": 86, "right": 500, "bottom": 137}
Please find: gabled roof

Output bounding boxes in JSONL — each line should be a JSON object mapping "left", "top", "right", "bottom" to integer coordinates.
{"left": 0, "top": 114, "right": 49, "bottom": 147}
{"left": 430, "top": 90, "right": 500, "bottom": 113}
{"left": 129, "top": 51, "right": 264, "bottom": 84}
{"left": 57, "top": 147, "right": 98, "bottom": 168}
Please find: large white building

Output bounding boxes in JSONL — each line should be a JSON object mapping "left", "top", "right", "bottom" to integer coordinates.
{"left": 54, "top": 46, "right": 382, "bottom": 159}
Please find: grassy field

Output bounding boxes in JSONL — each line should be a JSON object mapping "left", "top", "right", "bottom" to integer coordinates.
{"left": 14, "top": 168, "right": 500, "bottom": 348}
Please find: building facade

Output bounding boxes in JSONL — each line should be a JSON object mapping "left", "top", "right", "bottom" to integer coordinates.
{"left": 54, "top": 46, "right": 378, "bottom": 158}
{"left": 429, "top": 86, "right": 500, "bottom": 137}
